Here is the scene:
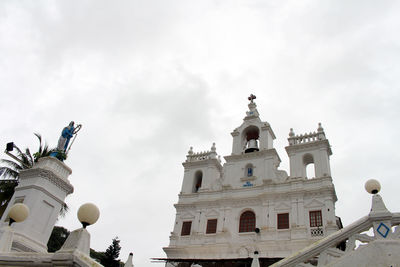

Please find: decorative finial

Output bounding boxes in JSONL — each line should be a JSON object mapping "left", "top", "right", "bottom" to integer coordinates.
{"left": 289, "top": 128, "right": 295, "bottom": 137}
{"left": 317, "top": 122, "right": 323, "bottom": 132}
{"left": 188, "top": 147, "right": 193, "bottom": 155}
{"left": 248, "top": 94, "right": 256, "bottom": 103}
{"left": 211, "top": 143, "right": 216, "bottom": 152}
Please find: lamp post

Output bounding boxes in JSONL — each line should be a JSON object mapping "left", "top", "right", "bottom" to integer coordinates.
{"left": 57, "top": 203, "right": 100, "bottom": 255}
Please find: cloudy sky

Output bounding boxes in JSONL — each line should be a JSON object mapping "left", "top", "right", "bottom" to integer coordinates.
{"left": 1, "top": 0, "right": 400, "bottom": 266}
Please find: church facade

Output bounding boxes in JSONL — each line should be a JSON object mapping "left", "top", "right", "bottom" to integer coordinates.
{"left": 163, "top": 97, "right": 341, "bottom": 266}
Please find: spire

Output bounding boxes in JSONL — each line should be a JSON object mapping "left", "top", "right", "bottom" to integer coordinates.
{"left": 317, "top": 123, "right": 326, "bottom": 140}
{"left": 317, "top": 122, "right": 324, "bottom": 132}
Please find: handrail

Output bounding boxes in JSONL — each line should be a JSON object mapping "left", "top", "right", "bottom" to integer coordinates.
{"left": 271, "top": 195, "right": 399, "bottom": 267}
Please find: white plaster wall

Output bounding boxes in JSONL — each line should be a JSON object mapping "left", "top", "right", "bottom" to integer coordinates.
{"left": 287, "top": 144, "right": 331, "bottom": 179}
{"left": 2, "top": 179, "right": 66, "bottom": 248}
{"left": 167, "top": 177, "right": 338, "bottom": 259}
{"left": 223, "top": 151, "right": 281, "bottom": 188}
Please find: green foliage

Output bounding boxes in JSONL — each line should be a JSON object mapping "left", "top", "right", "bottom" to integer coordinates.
{"left": 47, "top": 226, "right": 70, "bottom": 252}
{"left": 101, "top": 237, "right": 122, "bottom": 267}
{"left": 47, "top": 227, "right": 123, "bottom": 266}
{"left": 58, "top": 202, "right": 69, "bottom": 218}
{"left": 32, "top": 133, "right": 51, "bottom": 162}
{"left": 0, "top": 141, "right": 34, "bottom": 218}
{"left": 90, "top": 248, "right": 106, "bottom": 264}
{"left": 0, "top": 179, "right": 19, "bottom": 216}
{"left": 0, "top": 133, "right": 49, "bottom": 180}
{"left": 49, "top": 149, "right": 67, "bottom": 161}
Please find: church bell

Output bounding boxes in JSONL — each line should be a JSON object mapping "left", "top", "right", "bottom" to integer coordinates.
{"left": 245, "top": 139, "right": 259, "bottom": 153}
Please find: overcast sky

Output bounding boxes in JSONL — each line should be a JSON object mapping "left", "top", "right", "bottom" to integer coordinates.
{"left": 1, "top": 1, "right": 400, "bottom": 266}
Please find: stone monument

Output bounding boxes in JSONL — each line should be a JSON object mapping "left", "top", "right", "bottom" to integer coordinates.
{"left": 0, "top": 122, "right": 79, "bottom": 252}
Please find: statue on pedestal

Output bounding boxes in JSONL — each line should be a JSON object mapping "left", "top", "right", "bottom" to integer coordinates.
{"left": 51, "top": 121, "right": 82, "bottom": 161}
{"left": 57, "top": 121, "right": 75, "bottom": 152}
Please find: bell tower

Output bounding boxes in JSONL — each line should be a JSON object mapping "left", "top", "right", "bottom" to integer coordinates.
{"left": 180, "top": 143, "right": 223, "bottom": 194}
{"left": 223, "top": 95, "right": 288, "bottom": 188}
{"left": 285, "top": 123, "right": 332, "bottom": 179}
{"left": 231, "top": 94, "right": 276, "bottom": 155}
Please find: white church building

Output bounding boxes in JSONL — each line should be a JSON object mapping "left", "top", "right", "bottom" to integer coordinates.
{"left": 163, "top": 96, "right": 342, "bottom": 266}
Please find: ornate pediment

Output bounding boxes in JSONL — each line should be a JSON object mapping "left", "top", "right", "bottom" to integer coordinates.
{"left": 274, "top": 202, "right": 291, "bottom": 211}
{"left": 304, "top": 199, "right": 324, "bottom": 208}
{"left": 180, "top": 211, "right": 196, "bottom": 219}
{"left": 205, "top": 209, "right": 219, "bottom": 217}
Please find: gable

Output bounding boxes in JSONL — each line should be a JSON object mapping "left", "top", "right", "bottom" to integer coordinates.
{"left": 274, "top": 202, "right": 291, "bottom": 211}
{"left": 304, "top": 199, "right": 325, "bottom": 208}
{"left": 205, "top": 209, "right": 219, "bottom": 218}
{"left": 180, "top": 211, "right": 196, "bottom": 220}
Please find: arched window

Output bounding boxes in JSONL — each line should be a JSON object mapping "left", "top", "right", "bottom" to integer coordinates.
{"left": 193, "top": 171, "right": 203, "bottom": 193}
{"left": 239, "top": 211, "right": 256, "bottom": 232}
{"left": 303, "top": 153, "right": 315, "bottom": 178}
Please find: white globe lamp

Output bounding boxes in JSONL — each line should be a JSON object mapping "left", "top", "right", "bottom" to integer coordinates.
{"left": 365, "top": 179, "right": 381, "bottom": 194}
{"left": 8, "top": 203, "right": 29, "bottom": 226}
{"left": 77, "top": 203, "right": 100, "bottom": 228}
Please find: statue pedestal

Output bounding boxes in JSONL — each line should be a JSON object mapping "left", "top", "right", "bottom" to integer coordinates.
{"left": 0, "top": 157, "right": 74, "bottom": 252}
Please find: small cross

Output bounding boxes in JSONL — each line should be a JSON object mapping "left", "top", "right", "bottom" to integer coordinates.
{"left": 248, "top": 94, "right": 256, "bottom": 103}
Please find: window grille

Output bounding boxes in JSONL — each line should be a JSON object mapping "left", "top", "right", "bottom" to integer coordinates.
{"left": 239, "top": 211, "right": 256, "bottom": 233}
{"left": 277, "top": 213, "right": 289, "bottom": 229}
{"left": 206, "top": 219, "right": 217, "bottom": 234}
{"left": 309, "top": 210, "right": 323, "bottom": 227}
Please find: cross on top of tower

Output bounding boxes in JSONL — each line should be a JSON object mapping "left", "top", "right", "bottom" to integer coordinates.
{"left": 248, "top": 94, "right": 256, "bottom": 103}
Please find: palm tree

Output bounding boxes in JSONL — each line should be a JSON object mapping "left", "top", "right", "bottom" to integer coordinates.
{"left": 0, "top": 134, "right": 68, "bottom": 217}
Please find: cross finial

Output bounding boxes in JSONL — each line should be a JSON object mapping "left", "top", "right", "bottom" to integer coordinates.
{"left": 248, "top": 94, "right": 256, "bottom": 103}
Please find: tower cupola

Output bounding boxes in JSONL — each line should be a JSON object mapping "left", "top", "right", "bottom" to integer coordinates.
{"left": 231, "top": 95, "right": 276, "bottom": 155}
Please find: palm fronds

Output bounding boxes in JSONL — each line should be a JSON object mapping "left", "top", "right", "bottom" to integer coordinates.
{"left": 0, "top": 166, "right": 19, "bottom": 180}
{"left": 33, "top": 133, "right": 51, "bottom": 162}
{"left": 25, "top": 148, "right": 34, "bottom": 166}
{"left": 59, "top": 202, "right": 69, "bottom": 218}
